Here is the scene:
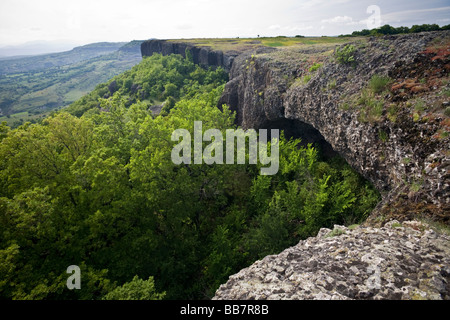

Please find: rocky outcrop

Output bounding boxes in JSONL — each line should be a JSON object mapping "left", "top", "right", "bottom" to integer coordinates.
{"left": 141, "top": 39, "right": 239, "bottom": 72}
{"left": 213, "top": 220, "right": 450, "bottom": 300}
{"left": 218, "top": 31, "right": 450, "bottom": 225}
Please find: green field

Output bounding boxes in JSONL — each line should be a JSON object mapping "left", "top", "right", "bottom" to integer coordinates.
{"left": 168, "top": 35, "right": 359, "bottom": 52}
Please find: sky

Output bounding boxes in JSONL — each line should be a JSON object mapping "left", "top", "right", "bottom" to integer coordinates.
{"left": 0, "top": 0, "right": 449, "bottom": 48}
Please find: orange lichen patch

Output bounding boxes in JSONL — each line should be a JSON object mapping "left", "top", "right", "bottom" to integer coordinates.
{"left": 430, "top": 161, "right": 440, "bottom": 169}
{"left": 410, "top": 85, "right": 428, "bottom": 93}
{"left": 429, "top": 77, "right": 444, "bottom": 87}
{"left": 429, "top": 48, "right": 449, "bottom": 61}
{"left": 421, "top": 38, "right": 450, "bottom": 61}
{"left": 391, "top": 78, "right": 429, "bottom": 94}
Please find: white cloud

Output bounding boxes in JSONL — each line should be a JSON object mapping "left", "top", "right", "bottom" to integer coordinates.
{"left": 268, "top": 25, "right": 282, "bottom": 30}
{"left": 382, "top": 6, "right": 450, "bottom": 24}
{"left": 321, "top": 15, "right": 366, "bottom": 26}
{"left": 0, "top": 0, "right": 448, "bottom": 46}
{"left": 321, "top": 16, "right": 353, "bottom": 24}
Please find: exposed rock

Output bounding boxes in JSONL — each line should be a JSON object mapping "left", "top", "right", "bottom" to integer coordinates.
{"left": 141, "top": 39, "right": 241, "bottom": 72}
{"left": 213, "top": 220, "right": 450, "bottom": 300}
{"left": 149, "top": 104, "right": 163, "bottom": 116}
{"left": 217, "top": 31, "right": 450, "bottom": 225}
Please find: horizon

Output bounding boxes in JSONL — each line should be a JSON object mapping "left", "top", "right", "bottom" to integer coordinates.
{"left": 1, "top": 0, "right": 449, "bottom": 52}
{"left": 1, "top": 23, "right": 448, "bottom": 57}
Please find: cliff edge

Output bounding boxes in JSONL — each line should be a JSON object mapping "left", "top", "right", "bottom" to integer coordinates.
{"left": 142, "top": 39, "right": 242, "bottom": 72}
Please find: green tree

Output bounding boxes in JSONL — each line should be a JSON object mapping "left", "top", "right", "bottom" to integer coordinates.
{"left": 103, "top": 276, "right": 166, "bottom": 300}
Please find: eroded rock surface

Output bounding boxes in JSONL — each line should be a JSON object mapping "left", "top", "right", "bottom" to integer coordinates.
{"left": 218, "top": 31, "right": 450, "bottom": 225}
{"left": 141, "top": 39, "right": 240, "bottom": 72}
{"left": 213, "top": 220, "right": 450, "bottom": 300}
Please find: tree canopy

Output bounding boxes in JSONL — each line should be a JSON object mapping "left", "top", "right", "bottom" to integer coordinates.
{"left": 0, "top": 53, "right": 380, "bottom": 299}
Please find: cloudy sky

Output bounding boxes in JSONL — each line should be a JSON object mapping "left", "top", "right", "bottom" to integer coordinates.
{"left": 0, "top": 0, "right": 449, "bottom": 47}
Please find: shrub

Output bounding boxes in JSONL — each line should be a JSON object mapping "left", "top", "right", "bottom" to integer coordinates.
{"left": 303, "top": 74, "right": 311, "bottom": 84}
{"left": 369, "top": 74, "right": 391, "bottom": 94}
{"left": 386, "top": 109, "right": 397, "bottom": 123}
{"left": 378, "top": 129, "right": 389, "bottom": 142}
{"left": 335, "top": 44, "right": 356, "bottom": 64}
{"left": 356, "top": 89, "right": 384, "bottom": 123}
{"left": 103, "top": 276, "right": 166, "bottom": 300}
{"left": 309, "top": 62, "right": 322, "bottom": 72}
{"left": 327, "top": 78, "right": 337, "bottom": 90}
{"left": 325, "top": 227, "right": 346, "bottom": 238}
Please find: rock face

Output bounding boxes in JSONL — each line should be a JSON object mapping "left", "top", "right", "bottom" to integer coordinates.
{"left": 218, "top": 31, "right": 450, "bottom": 225}
{"left": 141, "top": 39, "right": 239, "bottom": 72}
{"left": 213, "top": 220, "right": 450, "bottom": 300}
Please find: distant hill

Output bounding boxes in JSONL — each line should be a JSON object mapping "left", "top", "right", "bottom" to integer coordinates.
{"left": 0, "top": 42, "right": 128, "bottom": 75}
{"left": 0, "top": 41, "right": 143, "bottom": 126}
{"left": 0, "top": 40, "right": 80, "bottom": 57}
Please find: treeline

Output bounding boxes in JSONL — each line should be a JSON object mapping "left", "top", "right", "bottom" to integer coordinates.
{"left": 345, "top": 23, "right": 450, "bottom": 37}
{"left": 0, "top": 53, "right": 380, "bottom": 300}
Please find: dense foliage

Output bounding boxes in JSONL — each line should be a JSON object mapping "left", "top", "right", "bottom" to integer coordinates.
{"left": 66, "top": 52, "right": 228, "bottom": 117}
{"left": 0, "top": 53, "right": 380, "bottom": 299}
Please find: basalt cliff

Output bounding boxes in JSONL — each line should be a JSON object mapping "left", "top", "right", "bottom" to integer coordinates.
{"left": 141, "top": 32, "right": 450, "bottom": 299}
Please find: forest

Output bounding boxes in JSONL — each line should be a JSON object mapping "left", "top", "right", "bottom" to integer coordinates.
{"left": 0, "top": 52, "right": 381, "bottom": 300}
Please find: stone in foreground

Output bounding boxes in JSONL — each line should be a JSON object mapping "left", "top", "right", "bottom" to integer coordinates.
{"left": 213, "top": 221, "right": 450, "bottom": 300}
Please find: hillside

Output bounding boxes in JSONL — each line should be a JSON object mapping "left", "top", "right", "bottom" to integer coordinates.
{"left": 0, "top": 41, "right": 143, "bottom": 126}
{"left": 0, "top": 40, "right": 82, "bottom": 58}
{"left": 0, "top": 31, "right": 448, "bottom": 301}
{"left": 0, "top": 42, "right": 127, "bottom": 74}
{"left": 141, "top": 32, "right": 449, "bottom": 227}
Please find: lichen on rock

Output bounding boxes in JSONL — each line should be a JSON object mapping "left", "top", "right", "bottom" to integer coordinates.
{"left": 213, "top": 220, "right": 450, "bottom": 300}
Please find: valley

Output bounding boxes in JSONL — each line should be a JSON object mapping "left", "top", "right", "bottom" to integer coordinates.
{"left": 0, "top": 41, "right": 143, "bottom": 126}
